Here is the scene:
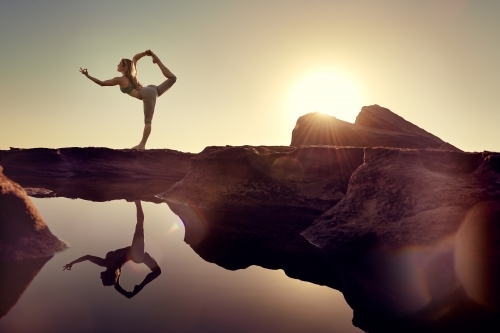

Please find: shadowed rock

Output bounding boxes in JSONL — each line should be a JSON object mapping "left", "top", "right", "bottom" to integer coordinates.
{"left": 159, "top": 145, "right": 364, "bottom": 219}
{"left": 0, "top": 147, "right": 194, "bottom": 202}
{"left": 0, "top": 168, "right": 67, "bottom": 261}
{"left": 0, "top": 147, "right": 194, "bottom": 179}
{"left": 291, "top": 105, "right": 459, "bottom": 151}
{"left": 302, "top": 149, "right": 499, "bottom": 255}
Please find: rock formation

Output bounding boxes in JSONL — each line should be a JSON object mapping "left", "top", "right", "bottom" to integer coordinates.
{"left": 291, "top": 105, "right": 459, "bottom": 151}
{"left": 302, "top": 149, "right": 500, "bottom": 254}
{"left": 0, "top": 167, "right": 67, "bottom": 261}
{"left": 159, "top": 145, "right": 364, "bottom": 215}
{"left": 0, "top": 147, "right": 195, "bottom": 202}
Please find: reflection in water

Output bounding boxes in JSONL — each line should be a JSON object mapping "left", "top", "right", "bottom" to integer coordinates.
{"left": 62, "top": 201, "right": 161, "bottom": 298}
{"left": 167, "top": 200, "right": 500, "bottom": 333}
{"left": 0, "top": 256, "right": 53, "bottom": 319}
{"left": 166, "top": 201, "right": 341, "bottom": 289}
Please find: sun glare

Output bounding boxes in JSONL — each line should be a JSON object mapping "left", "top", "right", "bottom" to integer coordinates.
{"left": 288, "top": 71, "right": 362, "bottom": 126}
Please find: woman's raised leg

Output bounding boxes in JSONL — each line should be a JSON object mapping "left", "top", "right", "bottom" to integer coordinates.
{"left": 150, "top": 51, "right": 177, "bottom": 97}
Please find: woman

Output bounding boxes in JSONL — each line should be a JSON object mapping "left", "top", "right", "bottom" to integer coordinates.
{"left": 79, "top": 50, "right": 176, "bottom": 150}
{"left": 63, "top": 201, "right": 161, "bottom": 299}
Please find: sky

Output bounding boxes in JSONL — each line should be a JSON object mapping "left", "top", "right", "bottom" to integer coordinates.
{"left": 1, "top": 0, "right": 499, "bottom": 153}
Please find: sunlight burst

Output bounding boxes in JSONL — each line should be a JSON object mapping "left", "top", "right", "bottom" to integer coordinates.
{"left": 288, "top": 71, "right": 362, "bottom": 125}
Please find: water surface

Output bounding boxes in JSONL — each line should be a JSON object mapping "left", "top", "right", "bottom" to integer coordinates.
{"left": 0, "top": 198, "right": 361, "bottom": 333}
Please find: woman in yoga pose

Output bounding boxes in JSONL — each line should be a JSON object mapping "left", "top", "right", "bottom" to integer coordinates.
{"left": 80, "top": 50, "right": 176, "bottom": 150}
{"left": 63, "top": 201, "right": 161, "bottom": 298}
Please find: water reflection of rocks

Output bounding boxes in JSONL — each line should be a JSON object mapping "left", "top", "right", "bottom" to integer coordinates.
{"left": 167, "top": 201, "right": 500, "bottom": 333}
{"left": 63, "top": 201, "right": 161, "bottom": 298}
{"left": 0, "top": 256, "right": 53, "bottom": 319}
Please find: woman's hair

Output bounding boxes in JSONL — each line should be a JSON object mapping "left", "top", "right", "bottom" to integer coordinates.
{"left": 120, "top": 58, "right": 143, "bottom": 90}
{"left": 100, "top": 269, "right": 119, "bottom": 286}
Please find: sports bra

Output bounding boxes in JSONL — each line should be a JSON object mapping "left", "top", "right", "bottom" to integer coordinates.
{"left": 120, "top": 85, "right": 134, "bottom": 94}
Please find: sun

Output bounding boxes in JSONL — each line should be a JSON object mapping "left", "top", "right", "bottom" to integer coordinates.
{"left": 288, "top": 71, "right": 362, "bottom": 126}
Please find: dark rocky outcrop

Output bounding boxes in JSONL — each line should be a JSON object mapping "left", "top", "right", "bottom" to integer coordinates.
{"left": 0, "top": 147, "right": 194, "bottom": 202}
{"left": 159, "top": 145, "right": 364, "bottom": 218}
{"left": 302, "top": 149, "right": 500, "bottom": 254}
{"left": 0, "top": 168, "right": 67, "bottom": 261}
{"left": 291, "top": 105, "right": 459, "bottom": 151}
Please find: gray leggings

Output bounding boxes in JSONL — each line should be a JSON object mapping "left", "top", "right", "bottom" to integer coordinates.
{"left": 138, "top": 78, "right": 176, "bottom": 124}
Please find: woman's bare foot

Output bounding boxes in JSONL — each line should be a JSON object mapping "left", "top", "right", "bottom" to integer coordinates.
{"left": 131, "top": 144, "right": 146, "bottom": 150}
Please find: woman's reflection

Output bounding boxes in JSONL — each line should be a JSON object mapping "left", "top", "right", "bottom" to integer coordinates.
{"left": 62, "top": 200, "right": 161, "bottom": 298}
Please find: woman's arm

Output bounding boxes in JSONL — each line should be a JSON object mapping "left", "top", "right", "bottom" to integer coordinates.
{"left": 132, "top": 51, "right": 148, "bottom": 67}
{"left": 62, "top": 255, "right": 106, "bottom": 270}
{"left": 79, "top": 68, "right": 123, "bottom": 87}
{"left": 114, "top": 276, "right": 133, "bottom": 299}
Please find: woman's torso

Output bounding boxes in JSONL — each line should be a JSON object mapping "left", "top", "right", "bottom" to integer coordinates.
{"left": 104, "top": 246, "right": 131, "bottom": 270}
{"left": 119, "top": 77, "right": 142, "bottom": 100}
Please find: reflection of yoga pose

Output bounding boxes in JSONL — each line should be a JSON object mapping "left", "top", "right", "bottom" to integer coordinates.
{"left": 63, "top": 200, "right": 161, "bottom": 299}
{"left": 80, "top": 50, "right": 177, "bottom": 150}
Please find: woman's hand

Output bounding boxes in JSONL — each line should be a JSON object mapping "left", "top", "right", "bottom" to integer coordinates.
{"left": 79, "top": 67, "right": 89, "bottom": 76}
{"left": 145, "top": 50, "right": 158, "bottom": 64}
{"left": 62, "top": 263, "right": 73, "bottom": 271}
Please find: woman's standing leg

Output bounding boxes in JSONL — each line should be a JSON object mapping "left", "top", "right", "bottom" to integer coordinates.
{"left": 132, "top": 88, "right": 156, "bottom": 150}
{"left": 130, "top": 200, "right": 145, "bottom": 263}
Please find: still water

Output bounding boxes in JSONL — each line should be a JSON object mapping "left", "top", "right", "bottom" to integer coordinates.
{"left": 0, "top": 198, "right": 361, "bottom": 333}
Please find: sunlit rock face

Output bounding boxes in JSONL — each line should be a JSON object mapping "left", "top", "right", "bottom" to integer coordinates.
{"left": 301, "top": 149, "right": 500, "bottom": 330}
{"left": 159, "top": 145, "right": 364, "bottom": 218}
{"left": 291, "top": 105, "right": 460, "bottom": 151}
{"left": 0, "top": 147, "right": 194, "bottom": 202}
{"left": 0, "top": 168, "right": 66, "bottom": 261}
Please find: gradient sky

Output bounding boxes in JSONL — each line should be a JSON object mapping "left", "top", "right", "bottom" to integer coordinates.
{"left": 1, "top": 0, "right": 499, "bottom": 153}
